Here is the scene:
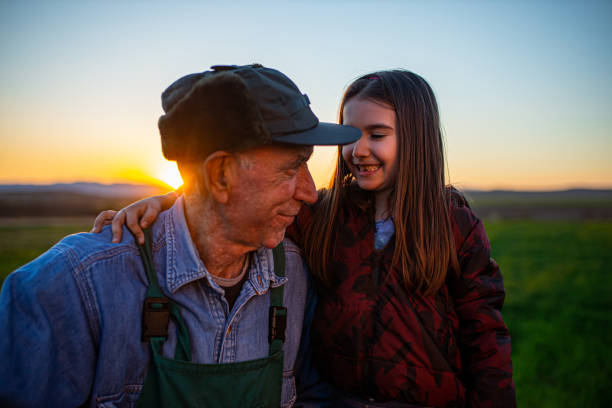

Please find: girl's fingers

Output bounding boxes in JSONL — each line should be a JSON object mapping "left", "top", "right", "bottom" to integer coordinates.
{"left": 91, "top": 210, "right": 118, "bottom": 233}
{"left": 111, "top": 211, "right": 127, "bottom": 243}
{"left": 140, "top": 206, "right": 160, "bottom": 229}
{"left": 124, "top": 209, "right": 145, "bottom": 245}
{"left": 97, "top": 194, "right": 172, "bottom": 243}
{"left": 162, "top": 190, "right": 180, "bottom": 210}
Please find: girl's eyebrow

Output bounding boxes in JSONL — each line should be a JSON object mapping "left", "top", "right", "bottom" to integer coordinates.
{"left": 364, "top": 124, "right": 394, "bottom": 131}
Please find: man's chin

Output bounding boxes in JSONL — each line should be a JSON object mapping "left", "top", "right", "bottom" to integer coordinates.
{"left": 261, "top": 230, "right": 287, "bottom": 249}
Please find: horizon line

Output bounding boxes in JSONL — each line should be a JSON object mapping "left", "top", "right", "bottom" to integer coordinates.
{"left": 1, "top": 180, "right": 611, "bottom": 194}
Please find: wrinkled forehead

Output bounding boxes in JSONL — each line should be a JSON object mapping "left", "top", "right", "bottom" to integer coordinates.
{"left": 239, "top": 142, "right": 313, "bottom": 162}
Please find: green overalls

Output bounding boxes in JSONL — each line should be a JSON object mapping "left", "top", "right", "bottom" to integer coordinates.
{"left": 134, "top": 229, "right": 287, "bottom": 407}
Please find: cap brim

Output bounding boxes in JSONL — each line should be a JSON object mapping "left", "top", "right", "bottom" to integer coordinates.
{"left": 271, "top": 122, "right": 361, "bottom": 146}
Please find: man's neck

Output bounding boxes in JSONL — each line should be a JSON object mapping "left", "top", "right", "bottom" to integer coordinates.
{"left": 182, "top": 193, "right": 254, "bottom": 279}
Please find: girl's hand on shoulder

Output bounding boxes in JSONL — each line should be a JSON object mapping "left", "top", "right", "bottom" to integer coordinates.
{"left": 90, "top": 191, "right": 179, "bottom": 245}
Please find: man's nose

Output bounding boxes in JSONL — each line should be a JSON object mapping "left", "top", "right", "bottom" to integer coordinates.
{"left": 294, "top": 163, "right": 317, "bottom": 205}
{"left": 352, "top": 135, "right": 369, "bottom": 158}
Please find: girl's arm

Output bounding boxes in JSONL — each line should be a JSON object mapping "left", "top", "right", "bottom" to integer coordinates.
{"left": 448, "top": 206, "right": 516, "bottom": 407}
{"left": 91, "top": 190, "right": 179, "bottom": 244}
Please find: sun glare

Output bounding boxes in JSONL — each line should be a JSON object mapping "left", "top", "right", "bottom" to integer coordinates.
{"left": 155, "top": 161, "right": 183, "bottom": 189}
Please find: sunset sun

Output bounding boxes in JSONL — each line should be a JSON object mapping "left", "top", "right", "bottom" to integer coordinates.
{"left": 155, "top": 161, "right": 183, "bottom": 189}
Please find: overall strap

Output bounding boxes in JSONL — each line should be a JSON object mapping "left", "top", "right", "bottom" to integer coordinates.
{"left": 138, "top": 228, "right": 163, "bottom": 299}
{"left": 137, "top": 228, "right": 191, "bottom": 361}
{"left": 268, "top": 242, "right": 286, "bottom": 355}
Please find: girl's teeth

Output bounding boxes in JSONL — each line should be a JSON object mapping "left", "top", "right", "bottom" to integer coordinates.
{"left": 360, "top": 165, "right": 379, "bottom": 172}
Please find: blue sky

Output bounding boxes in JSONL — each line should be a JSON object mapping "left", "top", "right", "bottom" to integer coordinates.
{"left": 1, "top": 0, "right": 611, "bottom": 189}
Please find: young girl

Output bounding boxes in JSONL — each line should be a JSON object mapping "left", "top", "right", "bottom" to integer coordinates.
{"left": 94, "top": 70, "right": 515, "bottom": 407}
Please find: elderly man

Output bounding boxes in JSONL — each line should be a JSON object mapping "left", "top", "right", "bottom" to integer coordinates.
{"left": 0, "top": 64, "right": 360, "bottom": 407}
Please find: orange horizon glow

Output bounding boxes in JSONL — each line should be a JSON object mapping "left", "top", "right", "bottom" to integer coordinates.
{"left": 1, "top": 145, "right": 611, "bottom": 192}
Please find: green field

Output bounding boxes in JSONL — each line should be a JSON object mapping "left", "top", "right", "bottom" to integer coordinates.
{"left": 484, "top": 220, "right": 612, "bottom": 407}
{"left": 1, "top": 217, "right": 611, "bottom": 406}
{"left": 0, "top": 217, "right": 93, "bottom": 278}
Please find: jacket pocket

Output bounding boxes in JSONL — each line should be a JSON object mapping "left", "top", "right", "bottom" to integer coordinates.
{"left": 96, "top": 384, "right": 142, "bottom": 408}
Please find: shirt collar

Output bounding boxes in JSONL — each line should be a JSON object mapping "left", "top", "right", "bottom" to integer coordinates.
{"left": 163, "top": 196, "right": 287, "bottom": 294}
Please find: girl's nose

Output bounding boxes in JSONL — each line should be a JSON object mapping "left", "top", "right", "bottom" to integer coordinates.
{"left": 352, "top": 136, "right": 369, "bottom": 158}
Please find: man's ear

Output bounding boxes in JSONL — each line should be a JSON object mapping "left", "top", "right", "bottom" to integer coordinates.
{"left": 202, "top": 151, "right": 234, "bottom": 204}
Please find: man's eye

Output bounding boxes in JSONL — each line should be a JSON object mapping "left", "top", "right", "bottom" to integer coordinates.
{"left": 285, "top": 161, "right": 305, "bottom": 177}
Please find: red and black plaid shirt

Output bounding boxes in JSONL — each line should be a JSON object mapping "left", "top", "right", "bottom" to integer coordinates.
{"left": 290, "top": 188, "right": 515, "bottom": 407}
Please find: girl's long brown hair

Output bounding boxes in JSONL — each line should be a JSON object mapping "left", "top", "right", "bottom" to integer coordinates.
{"left": 303, "top": 70, "right": 458, "bottom": 296}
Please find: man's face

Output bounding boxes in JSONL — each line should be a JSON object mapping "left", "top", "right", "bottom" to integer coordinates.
{"left": 223, "top": 144, "right": 317, "bottom": 249}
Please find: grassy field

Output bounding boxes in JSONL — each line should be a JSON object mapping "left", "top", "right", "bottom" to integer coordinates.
{"left": 0, "top": 217, "right": 93, "bottom": 282}
{"left": 484, "top": 220, "right": 612, "bottom": 407}
{"left": 1, "top": 217, "right": 611, "bottom": 406}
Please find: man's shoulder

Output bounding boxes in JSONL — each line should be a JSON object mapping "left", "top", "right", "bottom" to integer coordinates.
{"left": 281, "top": 237, "right": 302, "bottom": 256}
{"left": 53, "top": 225, "right": 141, "bottom": 267}
{"left": 13, "top": 217, "right": 170, "bottom": 282}
{"left": 5, "top": 226, "right": 140, "bottom": 293}
{"left": 281, "top": 237, "right": 306, "bottom": 272}
{"left": 279, "top": 237, "right": 310, "bottom": 287}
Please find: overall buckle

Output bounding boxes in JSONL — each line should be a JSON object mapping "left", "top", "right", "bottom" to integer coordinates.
{"left": 142, "top": 297, "right": 170, "bottom": 342}
{"left": 269, "top": 306, "right": 287, "bottom": 343}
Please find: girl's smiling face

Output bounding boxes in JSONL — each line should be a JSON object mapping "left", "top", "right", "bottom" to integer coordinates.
{"left": 341, "top": 97, "right": 398, "bottom": 193}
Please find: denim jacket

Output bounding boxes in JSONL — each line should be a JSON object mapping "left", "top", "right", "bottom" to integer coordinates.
{"left": 0, "top": 197, "right": 328, "bottom": 407}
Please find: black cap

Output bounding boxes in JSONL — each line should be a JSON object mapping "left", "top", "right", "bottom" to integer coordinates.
{"left": 158, "top": 64, "right": 360, "bottom": 161}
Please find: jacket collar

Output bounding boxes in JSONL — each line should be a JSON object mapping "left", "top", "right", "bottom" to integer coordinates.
{"left": 345, "top": 182, "right": 375, "bottom": 213}
{"left": 161, "top": 196, "right": 287, "bottom": 294}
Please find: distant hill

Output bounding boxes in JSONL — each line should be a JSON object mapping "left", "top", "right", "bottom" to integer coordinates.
{"left": 0, "top": 184, "right": 611, "bottom": 219}
{"left": 465, "top": 188, "right": 612, "bottom": 203}
{"left": 0, "top": 183, "right": 172, "bottom": 217}
{"left": 0, "top": 182, "right": 170, "bottom": 197}
{"left": 464, "top": 189, "right": 612, "bottom": 220}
